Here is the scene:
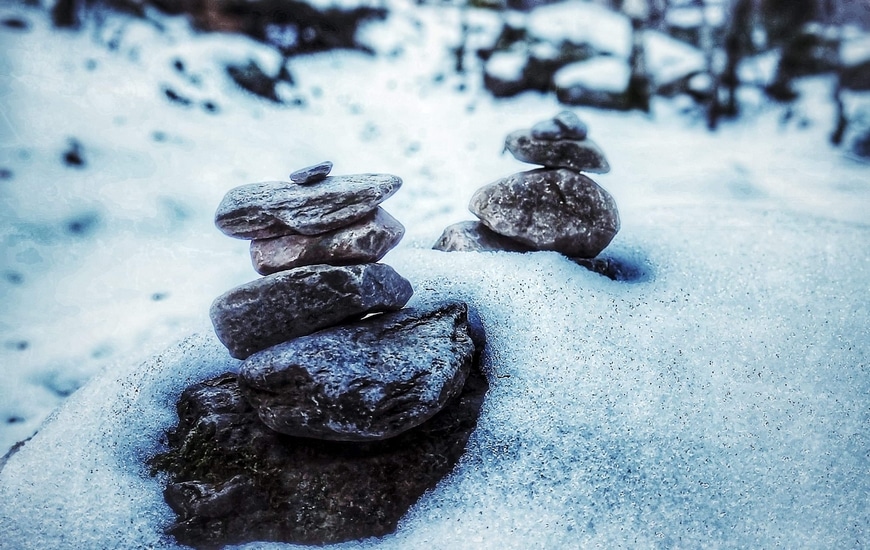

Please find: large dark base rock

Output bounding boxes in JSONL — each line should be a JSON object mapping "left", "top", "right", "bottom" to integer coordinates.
{"left": 149, "top": 364, "right": 488, "bottom": 547}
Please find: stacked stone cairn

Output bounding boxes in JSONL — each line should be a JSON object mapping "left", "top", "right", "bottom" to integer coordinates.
{"left": 209, "top": 160, "right": 482, "bottom": 441}
{"left": 434, "top": 111, "right": 622, "bottom": 277}
{"left": 149, "top": 162, "right": 489, "bottom": 546}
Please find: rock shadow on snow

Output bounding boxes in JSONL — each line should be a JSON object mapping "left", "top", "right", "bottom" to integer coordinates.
{"left": 571, "top": 252, "right": 653, "bottom": 283}
{"left": 149, "top": 359, "right": 489, "bottom": 547}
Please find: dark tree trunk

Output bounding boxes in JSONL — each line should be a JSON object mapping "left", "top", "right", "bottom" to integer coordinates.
{"left": 51, "top": 0, "right": 81, "bottom": 28}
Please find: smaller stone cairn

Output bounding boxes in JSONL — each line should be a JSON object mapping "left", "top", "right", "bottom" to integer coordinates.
{"left": 434, "top": 111, "right": 622, "bottom": 274}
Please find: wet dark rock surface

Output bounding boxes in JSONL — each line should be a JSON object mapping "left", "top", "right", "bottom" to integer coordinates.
{"left": 149, "top": 360, "right": 488, "bottom": 547}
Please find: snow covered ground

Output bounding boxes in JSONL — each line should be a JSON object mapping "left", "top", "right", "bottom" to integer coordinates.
{"left": 1, "top": 0, "right": 869, "bottom": 548}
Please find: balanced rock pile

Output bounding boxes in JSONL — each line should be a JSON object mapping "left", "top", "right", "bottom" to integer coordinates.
{"left": 209, "top": 160, "right": 484, "bottom": 439}
{"left": 150, "top": 162, "right": 488, "bottom": 546}
{"left": 434, "top": 111, "right": 622, "bottom": 272}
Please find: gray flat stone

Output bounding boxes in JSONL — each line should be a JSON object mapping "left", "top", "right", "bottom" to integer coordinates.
{"left": 433, "top": 221, "right": 532, "bottom": 253}
{"left": 250, "top": 208, "right": 405, "bottom": 275}
{"left": 469, "top": 168, "right": 620, "bottom": 258}
{"left": 215, "top": 174, "right": 402, "bottom": 239}
{"left": 239, "top": 301, "right": 480, "bottom": 441}
{"left": 209, "top": 263, "right": 413, "bottom": 359}
{"left": 505, "top": 130, "right": 609, "bottom": 173}
{"left": 290, "top": 161, "right": 333, "bottom": 184}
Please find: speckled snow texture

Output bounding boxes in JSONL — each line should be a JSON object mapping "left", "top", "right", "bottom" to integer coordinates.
{"left": 0, "top": 329, "right": 239, "bottom": 549}
{"left": 2, "top": 214, "right": 869, "bottom": 548}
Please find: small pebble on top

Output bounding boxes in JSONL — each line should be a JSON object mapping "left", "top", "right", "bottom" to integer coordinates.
{"left": 290, "top": 161, "right": 333, "bottom": 184}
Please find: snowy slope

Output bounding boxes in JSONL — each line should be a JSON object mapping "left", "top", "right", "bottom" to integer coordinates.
{"left": 1, "top": 0, "right": 869, "bottom": 548}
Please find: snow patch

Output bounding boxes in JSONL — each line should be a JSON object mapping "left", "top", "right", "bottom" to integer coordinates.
{"left": 485, "top": 50, "right": 527, "bottom": 81}
{"left": 644, "top": 30, "right": 705, "bottom": 88}
{"left": 527, "top": 0, "right": 631, "bottom": 58}
{"left": 554, "top": 56, "right": 630, "bottom": 93}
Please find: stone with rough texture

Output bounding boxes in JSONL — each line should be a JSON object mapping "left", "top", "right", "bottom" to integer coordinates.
{"left": 470, "top": 168, "right": 620, "bottom": 258}
{"left": 290, "top": 161, "right": 333, "bottom": 184}
{"left": 250, "top": 208, "right": 405, "bottom": 275}
{"left": 239, "top": 301, "right": 478, "bottom": 441}
{"left": 209, "top": 263, "right": 413, "bottom": 359}
{"left": 149, "top": 359, "right": 488, "bottom": 546}
{"left": 214, "top": 174, "right": 402, "bottom": 239}
{"left": 433, "top": 221, "right": 532, "bottom": 253}
{"left": 505, "top": 130, "right": 610, "bottom": 173}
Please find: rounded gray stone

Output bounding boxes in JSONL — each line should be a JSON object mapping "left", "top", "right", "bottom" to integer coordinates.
{"left": 214, "top": 173, "right": 402, "bottom": 239}
{"left": 553, "top": 110, "right": 588, "bottom": 140}
{"left": 432, "top": 221, "right": 532, "bottom": 253}
{"left": 531, "top": 112, "right": 588, "bottom": 141}
{"left": 250, "top": 208, "right": 405, "bottom": 275}
{"left": 289, "top": 161, "right": 333, "bottom": 184}
{"left": 209, "top": 263, "right": 413, "bottom": 359}
{"left": 238, "top": 300, "right": 480, "bottom": 441}
{"left": 469, "top": 168, "right": 620, "bottom": 258}
{"left": 505, "top": 130, "right": 610, "bottom": 173}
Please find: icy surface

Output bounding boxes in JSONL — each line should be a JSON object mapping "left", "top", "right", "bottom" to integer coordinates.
{"left": 1, "top": 0, "right": 870, "bottom": 548}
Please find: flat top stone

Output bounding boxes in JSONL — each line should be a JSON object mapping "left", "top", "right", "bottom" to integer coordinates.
{"left": 215, "top": 173, "right": 402, "bottom": 239}
{"left": 505, "top": 130, "right": 610, "bottom": 174}
{"left": 290, "top": 161, "right": 333, "bottom": 184}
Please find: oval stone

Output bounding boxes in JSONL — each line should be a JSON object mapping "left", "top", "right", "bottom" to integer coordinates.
{"left": 250, "top": 208, "right": 405, "bottom": 275}
{"left": 209, "top": 263, "right": 413, "bottom": 359}
{"left": 505, "top": 130, "right": 610, "bottom": 173}
{"left": 469, "top": 168, "right": 620, "bottom": 258}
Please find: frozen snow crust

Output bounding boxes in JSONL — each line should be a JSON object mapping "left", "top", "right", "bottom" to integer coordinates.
{"left": 2, "top": 214, "right": 869, "bottom": 548}
{"left": 1, "top": 0, "right": 869, "bottom": 547}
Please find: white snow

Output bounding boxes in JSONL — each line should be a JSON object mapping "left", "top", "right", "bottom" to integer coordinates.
{"left": 665, "top": 3, "right": 726, "bottom": 30}
{"left": 644, "top": 30, "right": 705, "bottom": 88}
{"left": 484, "top": 49, "right": 527, "bottom": 82}
{"left": 841, "top": 32, "right": 870, "bottom": 67}
{"left": 554, "top": 56, "right": 630, "bottom": 93}
{"left": 527, "top": 0, "right": 632, "bottom": 58}
{"left": 1, "top": 0, "right": 869, "bottom": 548}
